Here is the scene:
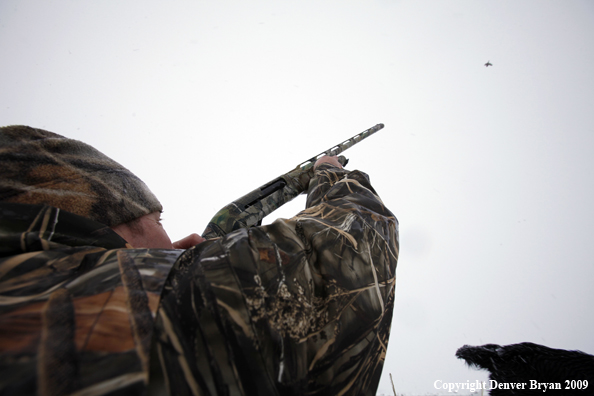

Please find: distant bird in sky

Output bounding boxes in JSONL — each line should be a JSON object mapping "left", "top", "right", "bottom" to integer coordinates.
{"left": 485, "top": 61, "right": 493, "bottom": 67}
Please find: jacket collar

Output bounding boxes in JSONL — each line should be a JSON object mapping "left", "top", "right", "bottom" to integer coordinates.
{"left": 0, "top": 203, "right": 128, "bottom": 257}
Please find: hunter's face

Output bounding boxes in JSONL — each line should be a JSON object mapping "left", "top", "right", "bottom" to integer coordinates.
{"left": 111, "top": 211, "right": 173, "bottom": 249}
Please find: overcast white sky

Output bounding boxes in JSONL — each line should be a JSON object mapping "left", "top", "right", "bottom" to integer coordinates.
{"left": 2, "top": 1, "right": 594, "bottom": 394}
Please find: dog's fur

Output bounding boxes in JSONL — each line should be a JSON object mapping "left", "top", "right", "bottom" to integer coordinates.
{"left": 456, "top": 342, "right": 594, "bottom": 395}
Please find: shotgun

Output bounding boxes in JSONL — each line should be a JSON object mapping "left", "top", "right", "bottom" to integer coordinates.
{"left": 202, "top": 123, "right": 384, "bottom": 239}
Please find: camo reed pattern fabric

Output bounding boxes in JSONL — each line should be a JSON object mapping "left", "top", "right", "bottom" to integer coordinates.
{"left": 0, "top": 203, "right": 182, "bottom": 395}
{"left": 0, "top": 125, "right": 163, "bottom": 227}
{"left": 154, "top": 164, "right": 399, "bottom": 396}
{"left": 0, "top": 164, "right": 398, "bottom": 396}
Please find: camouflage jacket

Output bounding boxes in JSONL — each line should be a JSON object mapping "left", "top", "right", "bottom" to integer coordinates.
{"left": 0, "top": 164, "right": 399, "bottom": 396}
{"left": 0, "top": 202, "right": 182, "bottom": 395}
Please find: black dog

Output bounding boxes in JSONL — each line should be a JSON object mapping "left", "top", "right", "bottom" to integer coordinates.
{"left": 456, "top": 342, "right": 594, "bottom": 395}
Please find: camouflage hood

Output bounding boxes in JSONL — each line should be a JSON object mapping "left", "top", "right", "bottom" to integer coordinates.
{"left": 0, "top": 125, "right": 162, "bottom": 227}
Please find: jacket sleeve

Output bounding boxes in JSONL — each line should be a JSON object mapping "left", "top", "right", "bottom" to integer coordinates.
{"left": 154, "top": 164, "right": 399, "bottom": 396}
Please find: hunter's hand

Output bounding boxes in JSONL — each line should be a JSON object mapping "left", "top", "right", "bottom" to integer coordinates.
{"left": 314, "top": 155, "right": 343, "bottom": 170}
{"left": 173, "top": 233, "right": 206, "bottom": 249}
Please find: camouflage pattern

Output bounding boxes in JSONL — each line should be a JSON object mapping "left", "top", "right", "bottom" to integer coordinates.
{"left": 0, "top": 163, "right": 398, "bottom": 396}
{"left": 202, "top": 162, "right": 318, "bottom": 238}
{"left": 0, "top": 125, "right": 163, "bottom": 227}
{"left": 202, "top": 123, "right": 384, "bottom": 239}
{"left": 0, "top": 203, "right": 182, "bottom": 395}
{"left": 155, "top": 163, "right": 399, "bottom": 396}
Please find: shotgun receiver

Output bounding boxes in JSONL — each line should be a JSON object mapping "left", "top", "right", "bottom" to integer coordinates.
{"left": 202, "top": 123, "right": 384, "bottom": 239}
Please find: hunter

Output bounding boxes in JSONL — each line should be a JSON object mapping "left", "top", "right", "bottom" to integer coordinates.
{"left": 0, "top": 125, "right": 399, "bottom": 396}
